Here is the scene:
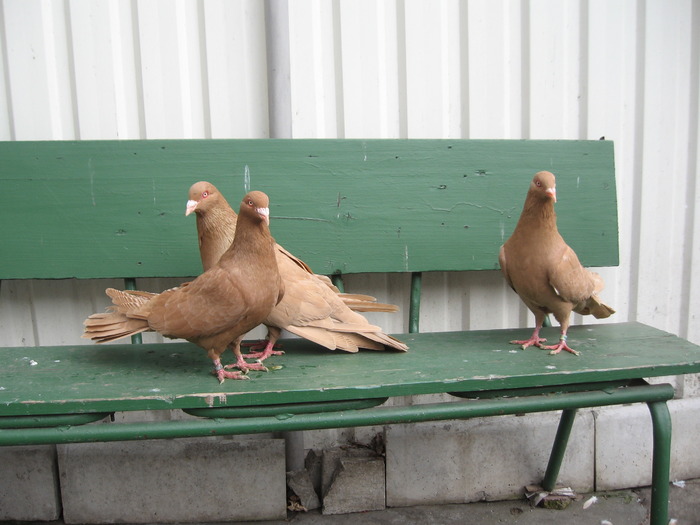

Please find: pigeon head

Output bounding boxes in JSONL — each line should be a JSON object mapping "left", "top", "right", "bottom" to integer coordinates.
{"left": 240, "top": 191, "right": 271, "bottom": 225}
{"left": 185, "top": 181, "right": 223, "bottom": 216}
{"left": 530, "top": 171, "right": 557, "bottom": 203}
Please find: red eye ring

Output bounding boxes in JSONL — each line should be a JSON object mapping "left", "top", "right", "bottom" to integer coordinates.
{"left": 202, "top": 191, "right": 210, "bottom": 198}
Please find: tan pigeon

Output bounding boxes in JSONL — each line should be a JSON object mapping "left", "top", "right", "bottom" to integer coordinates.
{"left": 186, "top": 181, "right": 408, "bottom": 357}
{"left": 83, "top": 191, "right": 284, "bottom": 382}
{"left": 499, "top": 171, "right": 615, "bottom": 355}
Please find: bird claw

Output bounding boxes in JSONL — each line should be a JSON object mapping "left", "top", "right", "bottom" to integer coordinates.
{"left": 225, "top": 361, "right": 269, "bottom": 373}
{"left": 213, "top": 368, "right": 250, "bottom": 383}
{"left": 510, "top": 337, "right": 547, "bottom": 350}
{"left": 544, "top": 342, "right": 580, "bottom": 356}
{"left": 245, "top": 348, "right": 285, "bottom": 360}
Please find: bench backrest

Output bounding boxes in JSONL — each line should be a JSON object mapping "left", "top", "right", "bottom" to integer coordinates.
{"left": 0, "top": 139, "right": 618, "bottom": 281}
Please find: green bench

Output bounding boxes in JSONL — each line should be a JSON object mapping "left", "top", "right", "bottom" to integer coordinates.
{"left": 2, "top": 139, "right": 700, "bottom": 525}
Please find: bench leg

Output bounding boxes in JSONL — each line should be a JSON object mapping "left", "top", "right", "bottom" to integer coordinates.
{"left": 647, "top": 400, "right": 671, "bottom": 525}
{"left": 542, "top": 408, "right": 577, "bottom": 491}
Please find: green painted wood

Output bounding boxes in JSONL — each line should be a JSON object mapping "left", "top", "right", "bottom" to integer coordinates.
{"left": 1, "top": 322, "right": 698, "bottom": 418}
{"left": 0, "top": 139, "right": 617, "bottom": 279}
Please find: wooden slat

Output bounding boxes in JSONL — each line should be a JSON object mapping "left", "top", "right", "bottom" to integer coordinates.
{"left": 1, "top": 322, "right": 697, "bottom": 417}
{"left": 0, "top": 139, "right": 617, "bottom": 280}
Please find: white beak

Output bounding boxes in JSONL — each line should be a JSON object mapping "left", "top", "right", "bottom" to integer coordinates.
{"left": 257, "top": 207, "right": 270, "bottom": 225}
{"left": 185, "top": 199, "right": 198, "bottom": 216}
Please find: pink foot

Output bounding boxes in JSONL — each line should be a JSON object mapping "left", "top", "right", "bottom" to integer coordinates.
{"left": 543, "top": 336, "right": 580, "bottom": 356}
{"left": 226, "top": 355, "right": 269, "bottom": 373}
{"left": 242, "top": 339, "right": 284, "bottom": 356}
{"left": 510, "top": 336, "right": 547, "bottom": 350}
{"left": 243, "top": 340, "right": 285, "bottom": 361}
{"left": 212, "top": 359, "right": 250, "bottom": 384}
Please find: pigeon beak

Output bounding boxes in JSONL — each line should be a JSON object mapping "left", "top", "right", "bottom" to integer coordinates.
{"left": 257, "top": 207, "right": 270, "bottom": 225}
{"left": 185, "top": 199, "right": 198, "bottom": 216}
{"left": 546, "top": 188, "right": 557, "bottom": 202}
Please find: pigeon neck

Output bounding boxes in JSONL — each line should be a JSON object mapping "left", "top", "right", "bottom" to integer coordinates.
{"left": 521, "top": 195, "right": 557, "bottom": 228}
{"left": 222, "top": 212, "right": 273, "bottom": 263}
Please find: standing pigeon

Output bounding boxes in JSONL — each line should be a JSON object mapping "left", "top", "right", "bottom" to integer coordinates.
{"left": 498, "top": 171, "right": 615, "bottom": 355}
{"left": 83, "top": 191, "right": 284, "bottom": 382}
{"left": 185, "top": 181, "right": 408, "bottom": 357}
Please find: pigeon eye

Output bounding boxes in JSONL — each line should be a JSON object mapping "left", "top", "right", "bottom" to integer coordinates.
{"left": 247, "top": 199, "right": 254, "bottom": 206}
{"left": 535, "top": 180, "right": 542, "bottom": 187}
{"left": 202, "top": 191, "right": 209, "bottom": 198}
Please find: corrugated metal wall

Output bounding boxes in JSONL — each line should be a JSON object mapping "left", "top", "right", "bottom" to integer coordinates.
{"left": 1, "top": 0, "right": 699, "bottom": 355}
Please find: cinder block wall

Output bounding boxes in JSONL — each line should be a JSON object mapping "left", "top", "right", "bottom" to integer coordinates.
{"left": 3, "top": 396, "right": 700, "bottom": 522}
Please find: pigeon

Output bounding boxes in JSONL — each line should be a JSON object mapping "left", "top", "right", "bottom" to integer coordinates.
{"left": 498, "top": 171, "right": 615, "bottom": 355}
{"left": 185, "top": 181, "right": 408, "bottom": 357}
{"left": 83, "top": 191, "right": 284, "bottom": 382}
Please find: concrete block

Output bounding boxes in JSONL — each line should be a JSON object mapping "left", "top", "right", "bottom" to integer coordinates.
{"left": 322, "top": 456, "right": 386, "bottom": 515}
{"left": 385, "top": 411, "right": 594, "bottom": 507}
{"left": 57, "top": 437, "right": 286, "bottom": 523}
{"left": 287, "top": 470, "right": 320, "bottom": 511}
{"left": 681, "top": 372, "right": 700, "bottom": 397}
{"left": 596, "top": 398, "right": 700, "bottom": 490}
{"left": 595, "top": 404, "right": 653, "bottom": 490}
{"left": 0, "top": 445, "right": 61, "bottom": 521}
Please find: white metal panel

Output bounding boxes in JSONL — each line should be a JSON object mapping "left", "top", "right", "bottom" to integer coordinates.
{"left": 636, "top": 1, "right": 693, "bottom": 335}
{"left": 465, "top": 0, "right": 524, "bottom": 139}
{"left": 2, "top": 0, "right": 76, "bottom": 139}
{"left": 337, "top": 0, "right": 401, "bottom": 138}
{"left": 287, "top": 0, "right": 341, "bottom": 137}
{"left": 201, "top": 0, "right": 269, "bottom": 138}
{"left": 403, "top": 0, "right": 465, "bottom": 138}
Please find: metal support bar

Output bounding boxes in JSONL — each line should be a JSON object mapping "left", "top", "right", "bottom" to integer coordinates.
{"left": 123, "top": 278, "right": 142, "bottom": 345}
{"left": 542, "top": 408, "right": 578, "bottom": 491}
{"left": 330, "top": 274, "right": 345, "bottom": 293}
{"left": 0, "top": 383, "right": 674, "bottom": 447}
{"left": 647, "top": 400, "right": 672, "bottom": 525}
{"left": 409, "top": 272, "right": 422, "bottom": 333}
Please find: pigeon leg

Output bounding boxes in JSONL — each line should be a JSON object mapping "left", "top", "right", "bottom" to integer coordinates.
{"left": 224, "top": 341, "right": 269, "bottom": 372}
{"left": 510, "top": 325, "right": 547, "bottom": 349}
{"left": 212, "top": 358, "right": 250, "bottom": 383}
{"left": 543, "top": 334, "right": 580, "bottom": 356}
{"left": 242, "top": 327, "right": 285, "bottom": 361}
{"left": 241, "top": 339, "right": 283, "bottom": 353}
{"left": 244, "top": 339, "right": 285, "bottom": 361}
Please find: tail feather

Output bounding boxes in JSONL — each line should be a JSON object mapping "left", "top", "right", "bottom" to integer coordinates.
{"left": 576, "top": 295, "right": 616, "bottom": 319}
{"left": 105, "top": 288, "right": 154, "bottom": 316}
{"left": 83, "top": 311, "right": 150, "bottom": 343}
{"left": 339, "top": 294, "right": 400, "bottom": 313}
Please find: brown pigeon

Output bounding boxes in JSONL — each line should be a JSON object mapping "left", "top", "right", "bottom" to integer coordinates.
{"left": 185, "top": 181, "right": 408, "bottom": 357}
{"left": 83, "top": 191, "right": 284, "bottom": 382}
{"left": 498, "top": 171, "right": 615, "bottom": 355}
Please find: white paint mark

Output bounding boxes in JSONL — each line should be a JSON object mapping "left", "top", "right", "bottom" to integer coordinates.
{"left": 545, "top": 365, "right": 557, "bottom": 370}
{"left": 576, "top": 176, "right": 580, "bottom": 189}
{"left": 244, "top": 165, "right": 251, "bottom": 193}
{"left": 89, "top": 158, "right": 96, "bottom": 206}
{"left": 404, "top": 245, "right": 409, "bottom": 271}
{"left": 0, "top": 387, "right": 5, "bottom": 391}
{"left": 29, "top": 360, "right": 38, "bottom": 366}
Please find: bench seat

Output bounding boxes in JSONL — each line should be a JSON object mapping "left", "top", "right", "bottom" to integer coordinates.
{"left": 2, "top": 322, "right": 698, "bottom": 430}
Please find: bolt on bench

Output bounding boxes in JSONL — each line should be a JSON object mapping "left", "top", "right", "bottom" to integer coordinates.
{"left": 2, "top": 139, "right": 700, "bottom": 525}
